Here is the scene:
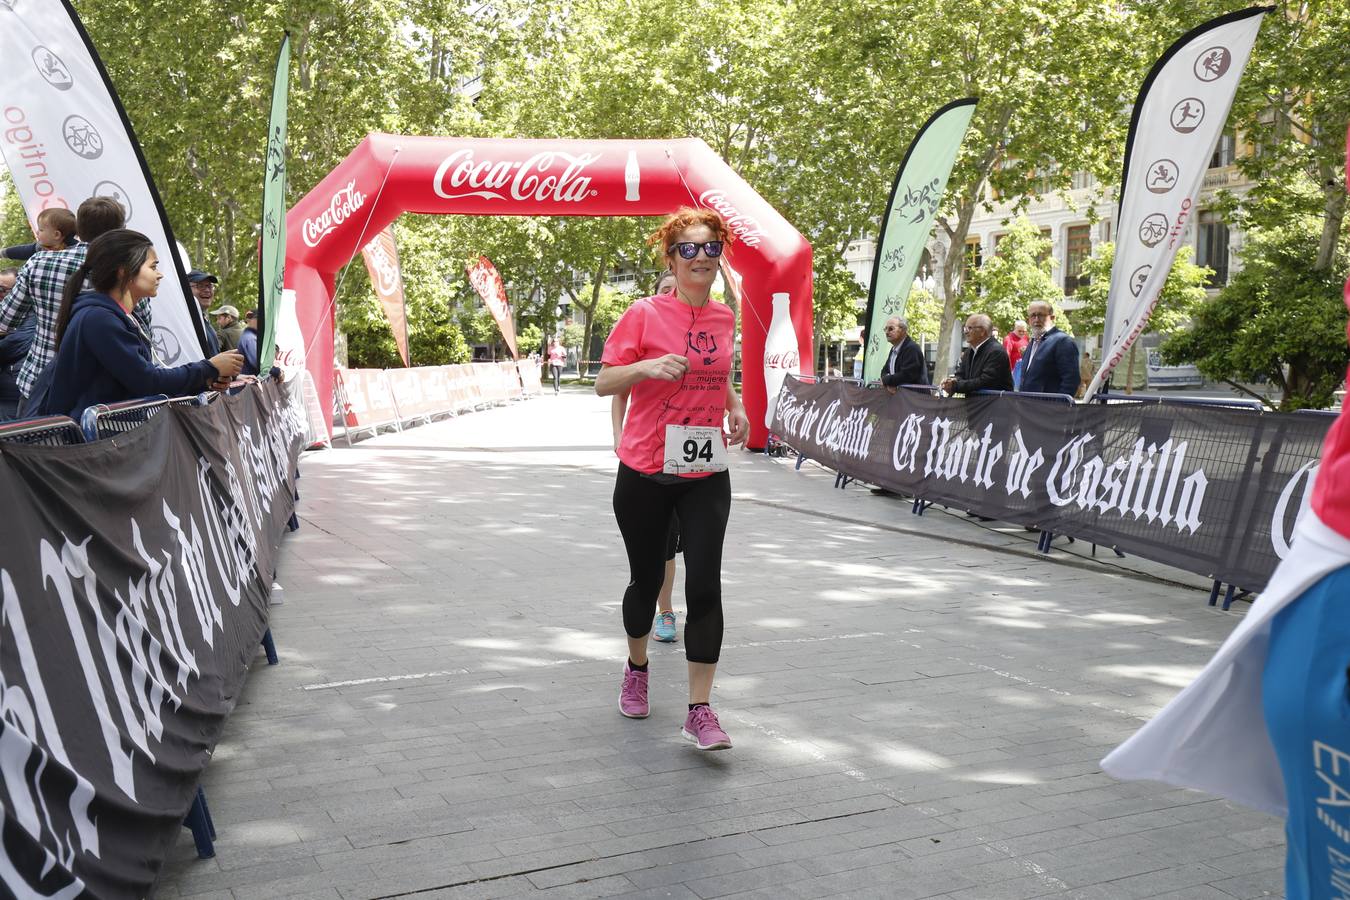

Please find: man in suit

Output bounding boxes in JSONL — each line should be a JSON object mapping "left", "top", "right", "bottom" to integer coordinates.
{"left": 878, "top": 316, "right": 928, "bottom": 393}
{"left": 941, "top": 314, "right": 1013, "bottom": 395}
{"left": 1018, "top": 300, "right": 1082, "bottom": 396}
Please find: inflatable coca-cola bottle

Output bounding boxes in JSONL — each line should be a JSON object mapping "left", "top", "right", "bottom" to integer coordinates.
{"left": 762, "top": 292, "right": 800, "bottom": 429}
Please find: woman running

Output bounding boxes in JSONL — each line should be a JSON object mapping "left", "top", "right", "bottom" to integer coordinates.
{"left": 610, "top": 269, "right": 682, "bottom": 643}
{"left": 596, "top": 208, "right": 747, "bottom": 750}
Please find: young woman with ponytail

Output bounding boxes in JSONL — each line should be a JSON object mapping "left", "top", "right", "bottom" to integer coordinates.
{"left": 39, "top": 229, "right": 244, "bottom": 420}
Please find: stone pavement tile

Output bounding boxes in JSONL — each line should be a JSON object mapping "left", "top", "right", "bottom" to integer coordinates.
{"left": 624, "top": 853, "right": 760, "bottom": 890}
{"left": 1205, "top": 846, "right": 1286, "bottom": 877}
{"left": 682, "top": 861, "right": 816, "bottom": 898}
{"left": 1204, "top": 867, "right": 1286, "bottom": 899}
{"left": 938, "top": 872, "right": 1075, "bottom": 900}
{"left": 611, "top": 886, "right": 703, "bottom": 900}
{"left": 525, "top": 852, "right": 656, "bottom": 890}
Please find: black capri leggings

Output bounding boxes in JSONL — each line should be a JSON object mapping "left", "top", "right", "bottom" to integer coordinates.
{"left": 613, "top": 463, "right": 730, "bottom": 663}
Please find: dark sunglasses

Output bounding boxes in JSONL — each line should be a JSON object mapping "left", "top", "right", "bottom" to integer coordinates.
{"left": 668, "top": 240, "right": 724, "bottom": 260}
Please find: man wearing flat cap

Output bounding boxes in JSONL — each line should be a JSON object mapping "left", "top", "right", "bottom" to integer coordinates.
{"left": 211, "top": 304, "right": 245, "bottom": 351}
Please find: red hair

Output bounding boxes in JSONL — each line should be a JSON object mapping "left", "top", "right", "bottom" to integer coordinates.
{"left": 647, "top": 207, "right": 732, "bottom": 265}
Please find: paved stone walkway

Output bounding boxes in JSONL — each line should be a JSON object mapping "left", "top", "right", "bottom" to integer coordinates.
{"left": 159, "top": 390, "right": 1284, "bottom": 900}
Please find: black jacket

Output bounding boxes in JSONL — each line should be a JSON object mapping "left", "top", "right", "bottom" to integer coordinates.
{"left": 40, "top": 291, "right": 218, "bottom": 420}
{"left": 951, "top": 339, "right": 1013, "bottom": 394}
{"left": 879, "top": 336, "right": 928, "bottom": 387}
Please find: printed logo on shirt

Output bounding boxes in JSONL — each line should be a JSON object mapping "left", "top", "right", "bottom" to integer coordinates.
{"left": 1314, "top": 741, "right": 1350, "bottom": 846}
{"left": 688, "top": 330, "right": 718, "bottom": 365}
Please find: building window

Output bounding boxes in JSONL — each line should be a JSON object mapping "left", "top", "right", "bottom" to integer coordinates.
{"left": 1209, "top": 131, "right": 1236, "bottom": 168}
{"left": 1064, "top": 225, "right": 1091, "bottom": 295}
{"left": 963, "top": 237, "right": 983, "bottom": 287}
{"left": 1196, "top": 211, "right": 1229, "bottom": 286}
{"left": 1071, "top": 171, "right": 1096, "bottom": 190}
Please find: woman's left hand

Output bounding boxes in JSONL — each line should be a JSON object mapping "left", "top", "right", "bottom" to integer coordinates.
{"left": 725, "top": 406, "right": 750, "bottom": 448}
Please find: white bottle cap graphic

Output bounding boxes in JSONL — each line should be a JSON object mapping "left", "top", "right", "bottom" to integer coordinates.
{"left": 624, "top": 150, "right": 640, "bottom": 202}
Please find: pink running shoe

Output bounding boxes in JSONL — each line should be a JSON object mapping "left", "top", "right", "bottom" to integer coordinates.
{"left": 619, "top": 663, "right": 649, "bottom": 718}
{"left": 682, "top": 705, "right": 732, "bottom": 751}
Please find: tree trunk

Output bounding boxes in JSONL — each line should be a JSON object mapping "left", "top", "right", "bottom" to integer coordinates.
{"left": 577, "top": 257, "right": 608, "bottom": 376}
{"left": 1124, "top": 342, "right": 1138, "bottom": 394}
{"left": 1315, "top": 158, "right": 1347, "bottom": 272}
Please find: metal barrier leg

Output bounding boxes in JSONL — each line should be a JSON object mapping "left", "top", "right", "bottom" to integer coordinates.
{"left": 794, "top": 453, "right": 807, "bottom": 470}
{"left": 1208, "top": 580, "right": 1221, "bottom": 607}
{"left": 1222, "top": 584, "right": 1238, "bottom": 612}
{"left": 184, "top": 788, "right": 216, "bottom": 859}
{"left": 1037, "top": 531, "right": 1053, "bottom": 554}
{"left": 261, "top": 629, "right": 279, "bottom": 665}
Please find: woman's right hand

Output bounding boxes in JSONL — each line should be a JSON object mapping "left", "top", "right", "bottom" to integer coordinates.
{"left": 209, "top": 350, "right": 245, "bottom": 381}
{"left": 644, "top": 354, "right": 688, "bottom": 382}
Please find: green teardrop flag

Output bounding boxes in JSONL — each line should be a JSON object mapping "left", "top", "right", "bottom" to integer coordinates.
{"left": 862, "top": 98, "right": 976, "bottom": 383}
{"left": 258, "top": 32, "right": 290, "bottom": 372}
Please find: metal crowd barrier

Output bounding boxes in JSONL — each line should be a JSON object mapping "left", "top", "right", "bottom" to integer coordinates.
{"left": 0, "top": 415, "right": 86, "bottom": 446}
{"left": 79, "top": 395, "right": 171, "bottom": 441}
{"left": 1094, "top": 391, "right": 1268, "bottom": 411}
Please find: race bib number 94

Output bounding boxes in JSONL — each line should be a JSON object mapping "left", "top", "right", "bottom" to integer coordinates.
{"left": 663, "top": 425, "right": 727, "bottom": 475}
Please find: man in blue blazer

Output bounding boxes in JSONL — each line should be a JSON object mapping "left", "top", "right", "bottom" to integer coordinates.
{"left": 1018, "top": 301, "right": 1082, "bottom": 396}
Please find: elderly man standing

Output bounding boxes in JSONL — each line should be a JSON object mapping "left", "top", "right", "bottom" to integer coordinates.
{"left": 941, "top": 314, "right": 1013, "bottom": 395}
{"left": 878, "top": 317, "right": 928, "bottom": 392}
{"left": 1018, "top": 300, "right": 1081, "bottom": 396}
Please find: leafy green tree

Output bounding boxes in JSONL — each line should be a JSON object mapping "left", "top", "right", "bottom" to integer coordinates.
{"left": 903, "top": 288, "right": 944, "bottom": 345}
{"left": 1068, "top": 242, "right": 1210, "bottom": 336}
{"left": 1161, "top": 219, "right": 1349, "bottom": 409}
{"left": 968, "top": 217, "right": 1061, "bottom": 334}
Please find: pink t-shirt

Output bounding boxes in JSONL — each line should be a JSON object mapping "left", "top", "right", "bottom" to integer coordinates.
{"left": 602, "top": 294, "right": 735, "bottom": 477}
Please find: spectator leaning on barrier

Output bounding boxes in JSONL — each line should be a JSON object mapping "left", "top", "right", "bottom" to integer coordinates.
{"left": 187, "top": 271, "right": 222, "bottom": 355}
{"left": 941, "top": 314, "right": 1013, "bottom": 395}
{"left": 0, "top": 268, "right": 31, "bottom": 421}
{"left": 238, "top": 309, "right": 260, "bottom": 376}
{"left": 0, "top": 196, "right": 135, "bottom": 411}
{"left": 878, "top": 316, "right": 928, "bottom": 393}
{"left": 2, "top": 207, "right": 78, "bottom": 262}
{"left": 39, "top": 230, "right": 243, "bottom": 421}
{"left": 1017, "top": 300, "right": 1081, "bottom": 396}
{"left": 212, "top": 304, "right": 245, "bottom": 351}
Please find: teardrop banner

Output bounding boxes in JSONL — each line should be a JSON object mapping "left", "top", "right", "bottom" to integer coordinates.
{"left": 1086, "top": 6, "right": 1271, "bottom": 397}
{"left": 466, "top": 255, "right": 519, "bottom": 360}
{"left": 0, "top": 0, "right": 208, "bottom": 363}
{"left": 861, "top": 98, "right": 977, "bottom": 384}
{"left": 258, "top": 31, "right": 291, "bottom": 372}
{"left": 285, "top": 135, "right": 813, "bottom": 448}
{"left": 361, "top": 226, "right": 410, "bottom": 365}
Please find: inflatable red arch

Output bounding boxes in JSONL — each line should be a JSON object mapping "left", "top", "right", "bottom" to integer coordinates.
{"left": 284, "top": 134, "right": 813, "bottom": 448}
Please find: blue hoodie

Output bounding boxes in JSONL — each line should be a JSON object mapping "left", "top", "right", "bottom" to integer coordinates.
{"left": 41, "top": 291, "right": 217, "bottom": 420}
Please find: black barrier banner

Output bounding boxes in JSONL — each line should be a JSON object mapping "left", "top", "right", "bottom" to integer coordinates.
{"left": 0, "top": 381, "right": 305, "bottom": 898}
{"left": 772, "top": 378, "right": 1331, "bottom": 592}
